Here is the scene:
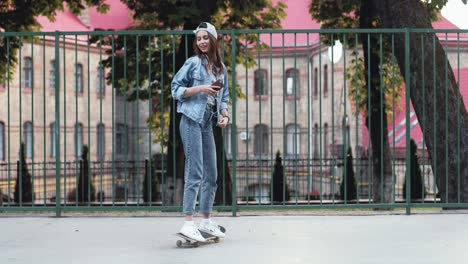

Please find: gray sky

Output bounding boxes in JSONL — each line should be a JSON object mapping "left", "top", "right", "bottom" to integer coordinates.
{"left": 441, "top": 0, "right": 468, "bottom": 29}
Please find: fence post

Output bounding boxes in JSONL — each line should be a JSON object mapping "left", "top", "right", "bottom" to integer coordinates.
{"left": 54, "top": 31, "right": 62, "bottom": 217}
{"left": 404, "top": 28, "right": 411, "bottom": 215}
{"left": 230, "top": 29, "right": 238, "bottom": 217}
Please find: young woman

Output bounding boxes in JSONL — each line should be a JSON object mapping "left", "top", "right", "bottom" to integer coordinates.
{"left": 171, "top": 22, "right": 229, "bottom": 241}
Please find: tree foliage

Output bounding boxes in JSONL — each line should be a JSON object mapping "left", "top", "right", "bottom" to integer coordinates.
{"left": 91, "top": 0, "right": 286, "bottom": 144}
{"left": 308, "top": 0, "right": 447, "bottom": 117}
{"left": 0, "top": 0, "right": 109, "bottom": 80}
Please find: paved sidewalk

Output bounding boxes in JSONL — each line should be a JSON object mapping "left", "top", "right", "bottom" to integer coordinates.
{"left": 0, "top": 214, "right": 467, "bottom": 264}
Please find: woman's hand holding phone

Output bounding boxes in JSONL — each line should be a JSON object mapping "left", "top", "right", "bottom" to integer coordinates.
{"left": 211, "top": 80, "right": 223, "bottom": 91}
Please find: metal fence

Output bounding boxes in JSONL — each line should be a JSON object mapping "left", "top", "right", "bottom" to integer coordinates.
{"left": 0, "top": 28, "right": 467, "bottom": 215}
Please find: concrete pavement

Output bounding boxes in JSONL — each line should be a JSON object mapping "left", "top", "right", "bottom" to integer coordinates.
{"left": 0, "top": 213, "right": 467, "bottom": 264}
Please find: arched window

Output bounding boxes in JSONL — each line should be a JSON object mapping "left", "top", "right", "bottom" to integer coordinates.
{"left": 286, "top": 124, "right": 300, "bottom": 157}
{"left": 97, "top": 123, "right": 105, "bottom": 161}
{"left": 116, "top": 123, "right": 128, "bottom": 157}
{"left": 285, "top": 68, "right": 300, "bottom": 97}
{"left": 75, "top": 63, "right": 83, "bottom": 93}
{"left": 23, "top": 57, "right": 33, "bottom": 88}
{"left": 254, "top": 69, "right": 268, "bottom": 96}
{"left": 313, "top": 123, "right": 319, "bottom": 159}
{"left": 313, "top": 67, "right": 318, "bottom": 98}
{"left": 323, "top": 123, "right": 329, "bottom": 159}
{"left": 323, "top": 64, "right": 328, "bottom": 97}
{"left": 75, "top": 123, "right": 83, "bottom": 158}
{"left": 23, "top": 122, "right": 33, "bottom": 159}
{"left": 49, "top": 122, "right": 56, "bottom": 157}
{"left": 97, "top": 65, "right": 105, "bottom": 95}
{"left": 50, "top": 60, "right": 56, "bottom": 90}
{"left": 254, "top": 124, "right": 269, "bottom": 158}
{"left": 0, "top": 121, "right": 5, "bottom": 160}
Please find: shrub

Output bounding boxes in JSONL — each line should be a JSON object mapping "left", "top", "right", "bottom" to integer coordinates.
{"left": 143, "top": 158, "right": 161, "bottom": 203}
{"left": 340, "top": 147, "right": 357, "bottom": 201}
{"left": 77, "top": 145, "right": 96, "bottom": 203}
{"left": 14, "top": 142, "right": 33, "bottom": 203}
{"left": 403, "top": 139, "right": 426, "bottom": 200}
{"left": 271, "top": 150, "right": 290, "bottom": 203}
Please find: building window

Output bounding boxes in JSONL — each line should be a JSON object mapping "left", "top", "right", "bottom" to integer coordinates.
{"left": 75, "top": 63, "right": 83, "bottom": 93}
{"left": 97, "top": 123, "right": 105, "bottom": 161}
{"left": 75, "top": 123, "right": 83, "bottom": 158}
{"left": 254, "top": 69, "right": 268, "bottom": 97}
{"left": 323, "top": 64, "right": 328, "bottom": 97}
{"left": 313, "top": 67, "right": 318, "bottom": 99}
{"left": 97, "top": 66, "right": 105, "bottom": 95}
{"left": 323, "top": 123, "right": 328, "bottom": 159}
{"left": 313, "top": 123, "right": 319, "bottom": 159}
{"left": 0, "top": 122, "right": 4, "bottom": 160}
{"left": 116, "top": 124, "right": 128, "bottom": 157}
{"left": 285, "top": 68, "right": 300, "bottom": 97}
{"left": 254, "top": 124, "right": 268, "bottom": 158}
{"left": 49, "top": 122, "right": 56, "bottom": 158}
{"left": 224, "top": 124, "right": 232, "bottom": 157}
{"left": 23, "top": 122, "right": 33, "bottom": 159}
{"left": 50, "top": 60, "right": 56, "bottom": 90}
{"left": 23, "top": 57, "right": 33, "bottom": 88}
{"left": 286, "top": 124, "right": 300, "bottom": 157}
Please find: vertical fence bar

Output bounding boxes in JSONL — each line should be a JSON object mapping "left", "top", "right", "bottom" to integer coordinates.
{"left": 74, "top": 35, "right": 79, "bottom": 206}
{"left": 42, "top": 35, "right": 47, "bottom": 206}
{"left": 18, "top": 36, "right": 23, "bottom": 206}
{"left": 306, "top": 32, "right": 311, "bottom": 204}
{"left": 62, "top": 35, "right": 67, "bottom": 205}
{"left": 54, "top": 32, "right": 62, "bottom": 216}
{"left": 160, "top": 36, "right": 165, "bottom": 205}
{"left": 269, "top": 33, "right": 273, "bottom": 205}
{"left": 147, "top": 35, "right": 153, "bottom": 206}
{"left": 136, "top": 35, "right": 140, "bottom": 206}
{"left": 354, "top": 34, "right": 360, "bottom": 204}
{"left": 404, "top": 28, "right": 411, "bottom": 215}
{"left": 245, "top": 35, "right": 250, "bottom": 205}
{"left": 281, "top": 33, "right": 286, "bottom": 205}
{"left": 111, "top": 35, "right": 116, "bottom": 205}
{"left": 230, "top": 29, "right": 238, "bottom": 216}
{"left": 6, "top": 37, "right": 11, "bottom": 206}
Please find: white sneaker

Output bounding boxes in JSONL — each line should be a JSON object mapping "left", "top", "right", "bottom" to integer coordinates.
{"left": 180, "top": 223, "right": 206, "bottom": 242}
{"left": 199, "top": 221, "right": 226, "bottom": 238}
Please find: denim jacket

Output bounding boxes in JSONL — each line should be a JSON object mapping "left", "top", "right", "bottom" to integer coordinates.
{"left": 171, "top": 56, "right": 229, "bottom": 124}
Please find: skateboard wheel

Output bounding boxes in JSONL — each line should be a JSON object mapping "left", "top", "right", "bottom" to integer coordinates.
{"left": 214, "top": 237, "right": 220, "bottom": 243}
{"left": 193, "top": 242, "right": 199, "bottom": 248}
{"left": 176, "top": 240, "right": 182, "bottom": 247}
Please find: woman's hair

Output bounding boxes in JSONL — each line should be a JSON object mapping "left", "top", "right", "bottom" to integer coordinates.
{"left": 193, "top": 34, "right": 224, "bottom": 76}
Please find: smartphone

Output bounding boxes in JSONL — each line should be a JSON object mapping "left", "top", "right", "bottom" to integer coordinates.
{"left": 212, "top": 80, "right": 224, "bottom": 91}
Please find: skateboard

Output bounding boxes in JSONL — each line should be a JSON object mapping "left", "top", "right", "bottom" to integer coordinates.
{"left": 175, "top": 225, "right": 226, "bottom": 248}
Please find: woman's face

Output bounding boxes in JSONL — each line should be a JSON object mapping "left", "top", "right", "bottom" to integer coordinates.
{"left": 196, "top": 31, "right": 210, "bottom": 53}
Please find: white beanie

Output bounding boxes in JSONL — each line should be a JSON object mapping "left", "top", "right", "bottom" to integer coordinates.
{"left": 193, "top": 22, "right": 218, "bottom": 39}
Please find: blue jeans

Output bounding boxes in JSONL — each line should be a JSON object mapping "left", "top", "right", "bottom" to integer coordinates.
{"left": 180, "top": 106, "right": 218, "bottom": 215}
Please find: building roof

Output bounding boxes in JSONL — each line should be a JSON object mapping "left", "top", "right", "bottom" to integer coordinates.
{"left": 37, "top": 0, "right": 133, "bottom": 32}
{"left": 260, "top": 0, "right": 322, "bottom": 47}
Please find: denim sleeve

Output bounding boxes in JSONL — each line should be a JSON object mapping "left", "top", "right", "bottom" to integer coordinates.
{"left": 219, "top": 64, "right": 230, "bottom": 111}
{"left": 171, "top": 57, "right": 194, "bottom": 102}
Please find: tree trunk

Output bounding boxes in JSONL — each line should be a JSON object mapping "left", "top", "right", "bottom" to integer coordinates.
{"left": 164, "top": 1, "right": 234, "bottom": 206}
{"left": 360, "top": 0, "right": 394, "bottom": 204}
{"left": 370, "top": 0, "right": 468, "bottom": 203}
